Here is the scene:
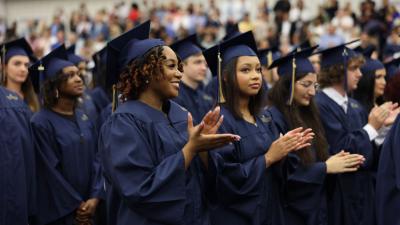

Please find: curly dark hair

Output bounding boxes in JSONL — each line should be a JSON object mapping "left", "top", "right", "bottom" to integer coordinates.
{"left": 117, "top": 45, "right": 182, "bottom": 101}
{"left": 319, "top": 56, "right": 365, "bottom": 89}
{"left": 41, "top": 72, "right": 74, "bottom": 109}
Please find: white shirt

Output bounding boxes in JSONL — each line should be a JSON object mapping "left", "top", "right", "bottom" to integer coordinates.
{"left": 322, "top": 87, "right": 378, "bottom": 141}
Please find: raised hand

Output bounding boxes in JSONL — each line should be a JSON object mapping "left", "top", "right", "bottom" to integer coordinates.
{"left": 383, "top": 102, "right": 400, "bottom": 126}
{"left": 183, "top": 113, "right": 240, "bottom": 169}
{"left": 325, "top": 150, "right": 365, "bottom": 174}
{"left": 369, "top": 105, "right": 389, "bottom": 130}
{"left": 265, "top": 127, "right": 313, "bottom": 167}
{"left": 201, "top": 106, "right": 224, "bottom": 135}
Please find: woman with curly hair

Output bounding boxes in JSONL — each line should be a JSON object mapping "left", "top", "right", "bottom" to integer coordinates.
{"left": 1, "top": 38, "right": 40, "bottom": 112}
{"left": 30, "top": 45, "right": 104, "bottom": 225}
{"left": 98, "top": 21, "right": 239, "bottom": 225}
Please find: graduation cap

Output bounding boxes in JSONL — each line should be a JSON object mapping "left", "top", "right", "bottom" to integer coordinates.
{"left": 288, "top": 40, "right": 312, "bottom": 55}
{"left": 257, "top": 46, "right": 280, "bottom": 67}
{"left": 29, "top": 44, "right": 74, "bottom": 93}
{"left": 66, "top": 44, "right": 85, "bottom": 65}
{"left": 222, "top": 23, "right": 241, "bottom": 41}
{"left": 106, "top": 20, "right": 164, "bottom": 110}
{"left": 1, "top": 38, "right": 35, "bottom": 83}
{"left": 92, "top": 46, "right": 107, "bottom": 88}
{"left": 1, "top": 38, "right": 34, "bottom": 63}
{"left": 316, "top": 40, "right": 360, "bottom": 92}
{"left": 358, "top": 45, "right": 384, "bottom": 77}
{"left": 269, "top": 45, "right": 318, "bottom": 105}
{"left": 170, "top": 33, "right": 203, "bottom": 61}
{"left": 203, "top": 31, "right": 258, "bottom": 103}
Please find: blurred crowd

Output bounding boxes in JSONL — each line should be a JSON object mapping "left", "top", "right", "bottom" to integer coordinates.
{"left": 1, "top": 0, "right": 400, "bottom": 64}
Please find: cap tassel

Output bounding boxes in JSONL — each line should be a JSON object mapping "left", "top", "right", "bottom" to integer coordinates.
{"left": 112, "top": 84, "right": 118, "bottom": 112}
{"left": 289, "top": 56, "right": 296, "bottom": 105}
{"left": 1, "top": 45, "right": 6, "bottom": 85}
{"left": 217, "top": 49, "right": 225, "bottom": 104}
{"left": 267, "top": 51, "right": 273, "bottom": 67}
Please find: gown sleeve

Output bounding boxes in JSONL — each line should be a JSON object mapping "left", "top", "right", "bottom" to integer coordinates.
{"left": 99, "top": 113, "right": 188, "bottom": 224}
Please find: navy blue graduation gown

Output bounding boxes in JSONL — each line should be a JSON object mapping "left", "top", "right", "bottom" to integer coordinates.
{"left": 98, "top": 100, "right": 210, "bottom": 225}
{"left": 204, "top": 77, "right": 218, "bottom": 101}
{"left": 267, "top": 106, "right": 327, "bottom": 225}
{"left": 88, "top": 87, "right": 110, "bottom": 116}
{"left": 315, "top": 92, "right": 375, "bottom": 225}
{"left": 0, "top": 87, "right": 36, "bottom": 225}
{"left": 78, "top": 91, "right": 99, "bottom": 123}
{"left": 207, "top": 106, "right": 284, "bottom": 225}
{"left": 376, "top": 116, "right": 400, "bottom": 225}
{"left": 31, "top": 108, "right": 104, "bottom": 225}
{"left": 173, "top": 82, "right": 213, "bottom": 123}
{"left": 97, "top": 103, "right": 112, "bottom": 131}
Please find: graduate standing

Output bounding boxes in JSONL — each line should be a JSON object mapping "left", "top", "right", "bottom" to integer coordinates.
{"left": 315, "top": 41, "right": 391, "bottom": 225}
{"left": 0, "top": 38, "right": 37, "bottom": 225}
{"left": 267, "top": 47, "right": 365, "bottom": 225}
{"left": 1, "top": 38, "right": 40, "bottom": 112}
{"left": 30, "top": 45, "right": 104, "bottom": 225}
{"left": 203, "top": 31, "right": 313, "bottom": 225}
{"left": 98, "top": 20, "right": 239, "bottom": 225}
{"left": 170, "top": 33, "right": 213, "bottom": 123}
{"left": 376, "top": 116, "right": 400, "bottom": 225}
{"left": 0, "top": 87, "right": 36, "bottom": 225}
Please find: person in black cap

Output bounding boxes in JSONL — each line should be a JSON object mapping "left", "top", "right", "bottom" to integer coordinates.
{"left": 267, "top": 46, "right": 365, "bottom": 225}
{"left": 0, "top": 73, "right": 36, "bottom": 225}
{"left": 315, "top": 41, "right": 394, "bottom": 225}
{"left": 203, "top": 31, "right": 313, "bottom": 225}
{"left": 1, "top": 37, "right": 40, "bottom": 112}
{"left": 98, "top": 20, "right": 239, "bottom": 225}
{"left": 170, "top": 33, "right": 213, "bottom": 123}
{"left": 30, "top": 45, "right": 104, "bottom": 225}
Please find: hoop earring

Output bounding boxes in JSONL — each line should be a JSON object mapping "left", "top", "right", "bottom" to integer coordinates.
{"left": 55, "top": 89, "right": 59, "bottom": 99}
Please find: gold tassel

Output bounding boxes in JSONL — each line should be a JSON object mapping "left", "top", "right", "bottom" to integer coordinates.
{"left": 267, "top": 51, "right": 273, "bottom": 67}
{"left": 289, "top": 57, "right": 296, "bottom": 105}
{"left": 217, "top": 50, "right": 225, "bottom": 104}
{"left": 112, "top": 84, "right": 117, "bottom": 112}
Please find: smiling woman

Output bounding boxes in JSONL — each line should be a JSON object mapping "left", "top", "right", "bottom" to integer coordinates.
{"left": 98, "top": 20, "right": 239, "bottom": 225}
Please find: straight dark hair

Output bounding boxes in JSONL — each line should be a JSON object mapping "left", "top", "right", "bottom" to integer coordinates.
{"left": 353, "top": 69, "right": 384, "bottom": 112}
{"left": 221, "top": 57, "right": 266, "bottom": 119}
{"left": 268, "top": 73, "right": 329, "bottom": 164}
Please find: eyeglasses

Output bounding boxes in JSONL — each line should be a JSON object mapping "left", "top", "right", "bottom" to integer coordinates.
{"left": 296, "top": 80, "right": 320, "bottom": 90}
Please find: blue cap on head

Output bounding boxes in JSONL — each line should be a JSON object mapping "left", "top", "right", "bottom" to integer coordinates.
{"left": 358, "top": 45, "right": 384, "bottom": 77}
{"left": 1, "top": 38, "right": 34, "bottom": 63}
{"left": 203, "top": 31, "right": 258, "bottom": 77}
{"left": 66, "top": 44, "right": 85, "bottom": 65}
{"left": 106, "top": 20, "right": 165, "bottom": 88}
{"left": 269, "top": 45, "right": 318, "bottom": 76}
{"left": 258, "top": 46, "right": 280, "bottom": 67}
{"left": 29, "top": 45, "right": 74, "bottom": 93}
{"left": 317, "top": 39, "right": 360, "bottom": 67}
{"left": 170, "top": 33, "right": 203, "bottom": 61}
